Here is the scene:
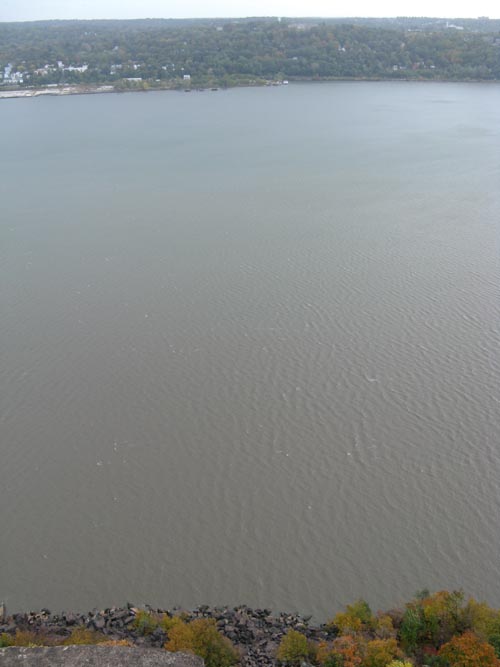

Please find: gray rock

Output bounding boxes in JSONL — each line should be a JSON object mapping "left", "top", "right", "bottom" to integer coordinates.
{"left": 0, "top": 646, "right": 204, "bottom": 667}
{"left": 111, "top": 609, "right": 129, "bottom": 621}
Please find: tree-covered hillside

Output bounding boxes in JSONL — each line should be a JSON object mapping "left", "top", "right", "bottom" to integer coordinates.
{"left": 1, "top": 18, "right": 500, "bottom": 89}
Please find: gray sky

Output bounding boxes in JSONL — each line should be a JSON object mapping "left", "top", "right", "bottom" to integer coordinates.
{"left": 1, "top": 1, "right": 499, "bottom": 22}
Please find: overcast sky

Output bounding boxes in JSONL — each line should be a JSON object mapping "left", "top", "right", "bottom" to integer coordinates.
{"left": 1, "top": 1, "right": 499, "bottom": 22}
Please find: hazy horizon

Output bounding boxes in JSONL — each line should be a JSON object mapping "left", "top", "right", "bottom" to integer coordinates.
{"left": 1, "top": 1, "right": 499, "bottom": 22}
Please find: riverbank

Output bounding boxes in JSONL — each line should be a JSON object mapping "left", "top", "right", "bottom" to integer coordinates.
{"left": 0, "top": 80, "right": 268, "bottom": 99}
{"left": 2, "top": 592, "right": 500, "bottom": 667}
{"left": 1, "top": 77, "right": 499, "bottom": 100}
{"left": 0, "top": 604, "right": 329, "bottom": 667}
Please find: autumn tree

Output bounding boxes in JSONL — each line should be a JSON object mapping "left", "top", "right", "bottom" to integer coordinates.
{"left": 363, "top": 639, "right": 401, "bottom": 667}
{"left": 332, "top": 600, "right": 375, "bottom": 635}
{"left": 400, "top": 590, "right": 469, "bottom": 653}
{"left": 438, "top": 631, "right": 500, "bottom": 667}
{"left": 464, "top": 600, "right": 500, "bottom": 649}
{"left": 165, "top": 618, "right": 238, "bottom": 667}
{"left": 318, "top": 635, "right": 365, "bottom": 667}
{"left": 277, "top": 629, "right": 317, "bottom": 665}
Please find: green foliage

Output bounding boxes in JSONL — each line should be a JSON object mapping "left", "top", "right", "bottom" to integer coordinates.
{"left": 322, "top": 654, "right": 345, "bottom": 667}
{"left": 488, "top": 636, "right": 500, "bottom": 659}
{"left": 332, "top": 600, "right": 374, "bottom": 635}
{"left": 350, "top": 601, "right": 374, "bottom": 627}
{"left": 133, "top": 609, "right": 160, "bottom": 635}
{"left": 0, "top": 633, "right": 13, "bottom": 647}
{"left": 400, "top": 591, "right": 470, "bottom": 653}
{"left": 159, "top": 613, "right": 185, "bottom": 633}
{"left": 400, "top": 606, "right": 425, "bottom": 654}
{"left": 1, "top": 18, "right": 500, "bottom": 90}
{"left": 277, "top": 629, "right": 310, "bottom": 665}
{"left": 464, "top": 600, "right": 500, "bottom": 645}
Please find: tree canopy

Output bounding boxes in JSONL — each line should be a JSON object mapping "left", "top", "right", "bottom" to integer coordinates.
{"left": 1, "top": 17, "right": 500, "bottom": 89}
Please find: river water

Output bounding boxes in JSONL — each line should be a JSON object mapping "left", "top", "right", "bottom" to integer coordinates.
{"left": 1, "top": 82, "right": 499, "bottom": 618}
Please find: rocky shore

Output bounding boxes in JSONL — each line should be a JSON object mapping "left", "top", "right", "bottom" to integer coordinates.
{"left": 0, "top": 604, "right": 333, "bottom": 667}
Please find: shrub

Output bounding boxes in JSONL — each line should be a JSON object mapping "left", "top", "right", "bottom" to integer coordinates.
{"left": 61, "top": 627, "right": 107, "bottom": 645}
{"left": 160, "top": 613, "right": 185, "bottom": 634}
{"left": 165, "top": 619, "right": 195, "bottom": 652}
{"left": 10, "top": 630, "right": 49, "bottom": 647}
{"left": 165, "top": 617, "right": 238, "bottom": 667}
{"left": 133, "top": 609, "right": 160, "bottom": 635}
{"left": 0, "top": 633, "right": 13, "bottom": 648}
{"left": 276, "top": 629, "right": 311, "bottom": 665}
{"left": 99, "top": 639, "right": 134, "bottom": 646}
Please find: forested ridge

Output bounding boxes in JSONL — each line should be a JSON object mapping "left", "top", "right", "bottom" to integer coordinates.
{"left": 1, "top": 17, "right": 500, "bottom": 89}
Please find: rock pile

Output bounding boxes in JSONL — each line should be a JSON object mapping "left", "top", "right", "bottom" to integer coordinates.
{"left": 0, "top": 604, "right": 334, "bottom": 667}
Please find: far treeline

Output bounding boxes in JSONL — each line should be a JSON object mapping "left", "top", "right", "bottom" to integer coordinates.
{"left": 1, "top": 17, "right": 500, "bottom": 89}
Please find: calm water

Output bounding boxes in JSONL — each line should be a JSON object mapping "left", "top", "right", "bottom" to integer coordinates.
{"left": 1, "top": 83, "right": 499, "bottom": 618}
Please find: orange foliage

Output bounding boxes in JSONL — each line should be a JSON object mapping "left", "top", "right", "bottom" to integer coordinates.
{"left": 438, "top": 631, "right": 500, "bottom": 667}
{"left": 317, "top": 641, "right": 332, "bottom": 664}
{"left": 332, "top": 635, "right": 365, "bottom": 667}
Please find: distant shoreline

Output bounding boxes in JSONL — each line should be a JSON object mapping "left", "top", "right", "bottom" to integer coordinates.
{"left": 1, "top": 77, "right": 499, "bottom": 100}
